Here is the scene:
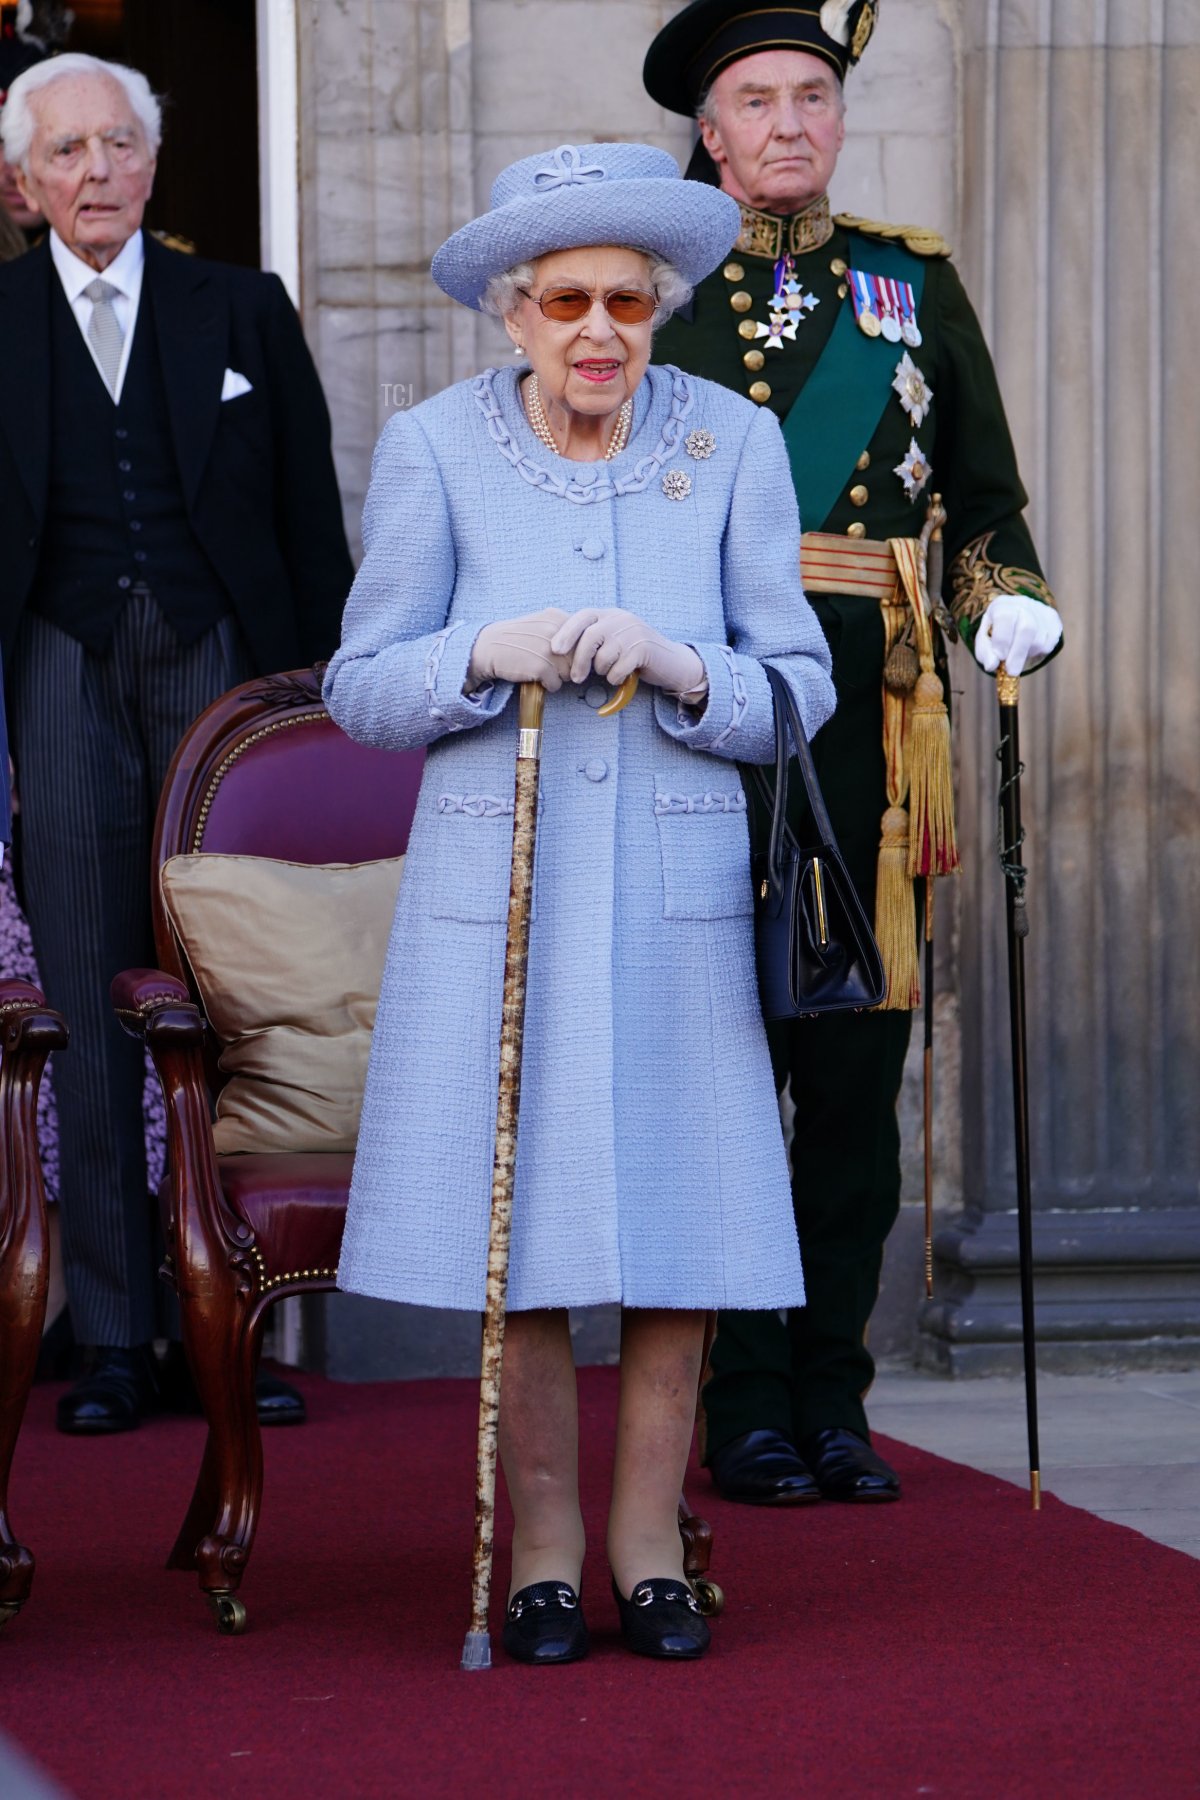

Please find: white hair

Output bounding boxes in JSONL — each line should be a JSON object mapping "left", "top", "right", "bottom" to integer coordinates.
{"left": 481, "top": 251, "right": 693, "bottom": 327}
{"left": 0, "top": 54, "right": 163, "bottom": 171}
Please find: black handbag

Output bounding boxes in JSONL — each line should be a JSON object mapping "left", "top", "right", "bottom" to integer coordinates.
{"left": 750, "top": 664, "right": 886, "bottom": 1020}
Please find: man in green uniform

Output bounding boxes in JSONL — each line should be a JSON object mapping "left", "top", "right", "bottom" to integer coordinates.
{"left": 646, "top": 0, "right": 1062, "bottom": 1504}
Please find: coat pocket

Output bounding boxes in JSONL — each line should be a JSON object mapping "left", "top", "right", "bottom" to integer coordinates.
{"left": 653, "top": 773, "right": 753, "bottom": 921}
{"left": 428, "top": 792, "right": 516, "bottom": 924}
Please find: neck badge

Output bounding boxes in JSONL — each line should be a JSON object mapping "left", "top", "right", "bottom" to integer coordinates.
{"left": 746, "top": 253, "right": 819, "bottom": 351}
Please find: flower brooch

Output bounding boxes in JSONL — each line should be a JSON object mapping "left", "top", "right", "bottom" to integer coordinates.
{"left": 662, "top": 428, "right": 715, "bottom": 500}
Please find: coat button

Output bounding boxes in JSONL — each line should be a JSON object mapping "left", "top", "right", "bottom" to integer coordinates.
{"left": 585, "top": 684, "right": 608, "bottom": 709}
{"left": 849, "top": 484, "right": 868, "bottom": 507}
{"left": 580, "top": 536, "right": 605, "bottom": 560}
{"left": 581, "top": 759, "right": 608, "bottom": 782}
{"left": 573, "top": 465, "right": 599, "bottom": 486}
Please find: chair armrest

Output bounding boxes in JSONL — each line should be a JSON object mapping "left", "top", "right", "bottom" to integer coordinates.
{"left": 109, "top": 970, "right": 252, "bottom": 1281}
{"left": 111, "top": 968, "right": 198, "bottom": 1038}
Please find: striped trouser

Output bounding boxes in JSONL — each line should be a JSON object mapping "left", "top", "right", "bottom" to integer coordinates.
{"left": 7, "top": 594, "right": 253, "bottom": 1346}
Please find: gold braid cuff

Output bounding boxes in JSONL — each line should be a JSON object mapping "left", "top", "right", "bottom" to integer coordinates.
{"left": 948, "top": 531, "right": 1057, "bottom": 631}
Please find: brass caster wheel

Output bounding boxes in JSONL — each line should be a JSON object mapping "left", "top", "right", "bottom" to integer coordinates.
{"left": 206, "top": 1592, "right": 247, "bottom": 1636}
{"left": 693, "top": 1579, "right": 725, "bottom": 1617}
{"left": 0, "top": 1600, "right": 22, "bottom": 1630}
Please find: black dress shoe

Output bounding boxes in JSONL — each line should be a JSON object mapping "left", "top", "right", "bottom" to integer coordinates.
{"left": 157, "top": 1345, "right": 307, "bottom": 1427}
{"left": 56, "top": 1345, "right": 160, "bottom": 1435}
{"left": 801, "top": 1427, "right": 901, "bottom": 1502}
{"left": 501, "top": 1582, "right": 589, "bottom": 1665}
{"left": 254, "top": 1372, "right": 306, "bottom": 1427}
{"left": 708, "top": 1428, "right": 821, "bottom": 1505}
{"left": 612, "top": 1578, "right": 711, "bottom": 1660}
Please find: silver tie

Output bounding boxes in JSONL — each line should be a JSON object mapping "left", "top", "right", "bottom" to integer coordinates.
{"left": 83, "top": 277, "right": 125, "bottom": 396}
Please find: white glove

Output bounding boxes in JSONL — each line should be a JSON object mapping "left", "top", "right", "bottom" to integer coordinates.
{"left": 466, "top": 607, "right": 572, "bottom": 692}
{"left": 550, "top": 608, "right": 707, "bottom": 697}
{"left": 973, "top": 594, "right": 1063, "bottom": 677}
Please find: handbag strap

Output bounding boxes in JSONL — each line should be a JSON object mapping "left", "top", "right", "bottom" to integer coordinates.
{"left": 753, "top": 665, "right": 838, "bottom": 887}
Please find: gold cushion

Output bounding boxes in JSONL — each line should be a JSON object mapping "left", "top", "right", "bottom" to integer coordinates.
{"left": 159, "top": 854, "right": 405, "bottom": 1154}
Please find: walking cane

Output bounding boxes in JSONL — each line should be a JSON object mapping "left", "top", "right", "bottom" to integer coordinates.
{"left": 996, "top": 666, "right": 1041, "bottom": 1511}
{"left": 461, "top": 671, "right": 638, "bottom": 1671}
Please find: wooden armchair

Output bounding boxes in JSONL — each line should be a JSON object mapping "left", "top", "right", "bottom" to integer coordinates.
{"left": 111, "top": 669, "right": 423, "bottom": 1634}
{"left": 0, "top": 980, "right": 69, "bottom": 1629}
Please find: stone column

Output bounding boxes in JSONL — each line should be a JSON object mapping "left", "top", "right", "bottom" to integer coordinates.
{"left": 921, "top": 0, "right": 1200, "bottom": 1371}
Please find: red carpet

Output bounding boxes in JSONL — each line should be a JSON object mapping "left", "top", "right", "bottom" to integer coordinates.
{"left": 1, "top": 1367, "right": 1198, "bottom": 1800}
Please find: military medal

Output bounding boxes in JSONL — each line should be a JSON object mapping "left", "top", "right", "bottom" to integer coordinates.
{"left": 898, "top": 280, "right": 923, "bottom": 347}
{"left": 895, "top": 436, "right": 932, "bottom": 501}
{"left": 892, "top": 351, "right": 933, "bottom": 428}
{"left": 878, "top": 276, "right": 903, "bottom": 343}
{"left": 850, "top": 269, "right": 881, "bottom": 338}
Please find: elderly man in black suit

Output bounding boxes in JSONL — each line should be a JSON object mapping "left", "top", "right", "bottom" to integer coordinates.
{"left": 0, "top": 53, "right": 354, "bottom": 1432}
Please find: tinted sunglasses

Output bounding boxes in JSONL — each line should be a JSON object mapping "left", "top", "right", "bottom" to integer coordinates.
{"left": 518, "top": 285, "right": 658, "bottom": 323}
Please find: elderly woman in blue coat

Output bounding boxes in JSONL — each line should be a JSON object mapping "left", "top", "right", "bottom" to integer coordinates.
{"left": 324, "top": 142, "right": 835, "bottom": 1664}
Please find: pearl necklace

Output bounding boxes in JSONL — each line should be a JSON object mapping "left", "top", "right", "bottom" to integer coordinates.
{"left": 525, "top": 373, "right": 633, "bottom": 461}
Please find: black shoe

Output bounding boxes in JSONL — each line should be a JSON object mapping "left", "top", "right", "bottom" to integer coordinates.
{"left": 801, "top": 1427, "right": 901, "bottom": 1502}
{"left": 254, "top": 1371, "right": 306, "bottom": 1427}
{"left": 611, "top": 1578, "right": 711, "bottom": 1660}
{"left": 55, "top": 1345, "right": 160, "bottom": 1435}
{"left": 501, "top": 1582, "right": 589, "bottom": 1665}
{"left": 708, "top": 1428, "right": 821, "bottom": 1505}
{"left": 158, "top": 1344, "right": 307, "bottom": 1427}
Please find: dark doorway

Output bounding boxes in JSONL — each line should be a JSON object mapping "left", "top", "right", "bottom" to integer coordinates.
{"left": 70, "top": 0, "right": 260, "bottom": 267}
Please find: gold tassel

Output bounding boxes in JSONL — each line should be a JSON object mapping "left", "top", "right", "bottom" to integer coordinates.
{"left": 874, "top": 804, "right": 921, "bottom": 1010}
{"left": 907, "top": 668, "right": 960, "bottom": 877}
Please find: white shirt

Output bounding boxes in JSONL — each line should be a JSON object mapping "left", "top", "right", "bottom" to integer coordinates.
{"left": 49, "top": 228, "right": 145, "bottom": 402}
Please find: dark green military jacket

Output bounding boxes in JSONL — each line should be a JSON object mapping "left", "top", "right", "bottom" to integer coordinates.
{"left": 655, "top": 199, "right": 1054, "bottom": 648}
{"left": 655, "top": 197, "right": 1055, "bottom": 921}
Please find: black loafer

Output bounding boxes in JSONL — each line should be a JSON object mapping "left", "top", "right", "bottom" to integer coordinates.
{"left": 612, "top": 1578, "right": 711, "bottom": 1660}
{"left": 55, "top": 1345, "right": 160, "bottom": 1435}
{"left": 501, "top": 1581, "right": 589, "bottom": 1665}
{"left": 708, "top": 1428, "right": 821, "bottom": 1505}
{"left": 801, "top": 1427, "right": 901, "bottom": 1502}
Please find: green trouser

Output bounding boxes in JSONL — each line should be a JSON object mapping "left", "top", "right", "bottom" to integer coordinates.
{"left": 704, "top": 589, "right": 912, "bottom": 1454}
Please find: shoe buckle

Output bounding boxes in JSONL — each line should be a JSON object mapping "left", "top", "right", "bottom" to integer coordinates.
{"left": 555, "top": 1587, "right": 577, "bottom": 1609}
{"left": 634, "top": 1583, "right": 654, "bottom": 1607}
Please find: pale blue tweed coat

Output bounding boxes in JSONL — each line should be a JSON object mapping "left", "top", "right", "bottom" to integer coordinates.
{"left": 324, "top": 362, "right": 836, "bottom": 1311}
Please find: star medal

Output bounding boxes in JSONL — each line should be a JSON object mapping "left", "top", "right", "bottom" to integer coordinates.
{"left": 897, "top": 279, "right": 923, "bottom": 347}
{"left": 850, "top": 269, "right": 881, "bottom": 338}
{"left": 895, "top": 436, "right": 932, "bottom": 502}
{"left": 892, "top": 352, "right": 933, "bottom": 428}
{"left": 777, "top": 254, "right": 818, "bottom": 329}
{"left": 879, "top": 276, "right": 903, "bottom": 343}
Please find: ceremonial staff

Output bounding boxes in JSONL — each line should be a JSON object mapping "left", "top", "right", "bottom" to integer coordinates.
{"left": 462, "top": 674, "right": 636, "bottom": 1671}
{"left": 996, "top": 666, "right": 1041, "bottom": 1510}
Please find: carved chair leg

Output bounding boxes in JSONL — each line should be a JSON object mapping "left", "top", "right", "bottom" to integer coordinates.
{"left": 0, "top": 992, "right": 67, "bottom": 1625}
{"left": 171, "top": 1289, "right": 264, "bottom": 1615}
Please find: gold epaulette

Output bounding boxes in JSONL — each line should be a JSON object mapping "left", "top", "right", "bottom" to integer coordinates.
{"left": 150, "top": 228, "right": 197, "bottom": 256}
{"left": 833, "top": 214, "right": 951, "bottom": 258}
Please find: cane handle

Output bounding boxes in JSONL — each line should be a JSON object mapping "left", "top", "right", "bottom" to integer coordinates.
{"left": 597, "top": 673, "right": 639, "bottom": 717}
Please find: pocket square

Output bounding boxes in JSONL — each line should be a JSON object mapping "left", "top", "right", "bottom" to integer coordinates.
{"left": 221, "top": 368, "right": 253, "bottom": 401}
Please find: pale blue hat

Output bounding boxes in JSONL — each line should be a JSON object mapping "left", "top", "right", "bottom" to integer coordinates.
{"left": 431, "top": 141, "right": 741, "bottom": 311}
